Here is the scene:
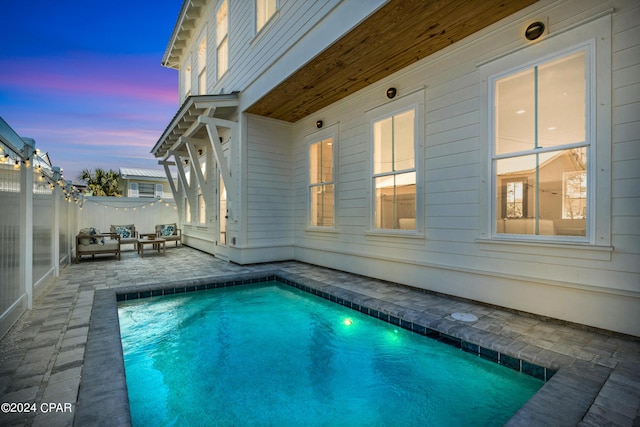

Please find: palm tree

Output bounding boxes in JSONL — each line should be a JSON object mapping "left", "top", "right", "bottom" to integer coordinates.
{"left": 78, "top": 168, "right": 122, "bottom": 196}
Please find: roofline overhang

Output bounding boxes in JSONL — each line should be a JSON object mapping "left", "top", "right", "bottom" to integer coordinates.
{"left": 245, "top": 0, "right": 539, "bottom": 122}
{"left": 162, "top": 0, "right": 207, "bottom": 69}
{"left": 151, "top": 93, "right": 239, "bottom": 159}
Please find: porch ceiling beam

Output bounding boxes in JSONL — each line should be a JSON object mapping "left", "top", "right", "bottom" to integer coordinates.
{"left": 194, "top": 99, "right": 238, "bottom": 110}
{"left": 153, "top": 94, "right": 239, "bottom": 159}
{"left": 159, "top": 160, "right": 180, "bottom": 206}
{"left": 198, "top": 115, "right": 237, "bottom": 130}
{"left": 183, "top": 136, "right": 211, "bottom": 194}
{"left": 170, "top": 151, "right": 198, "bottom": 209}
{"left": 201, "top": 118, "right": 232, "bottom": 201}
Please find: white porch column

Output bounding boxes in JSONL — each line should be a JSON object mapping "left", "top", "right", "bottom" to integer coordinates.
{"left": 19, "top": 140, "right": 34, "bottom": 309}
{"left": 52, "top": 167, "right": 61, "bottom": 276}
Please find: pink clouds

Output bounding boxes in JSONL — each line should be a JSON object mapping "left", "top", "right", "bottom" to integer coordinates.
{"left": 0, "top": 53, "right": 176, "bottom": 105}
{"left": 0, "top": 51, "right": 178, "bottom": 181}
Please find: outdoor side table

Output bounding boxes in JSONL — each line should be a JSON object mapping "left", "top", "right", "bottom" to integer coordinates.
{"left": 137, "top": 237, "right": 166, "bottom": 258}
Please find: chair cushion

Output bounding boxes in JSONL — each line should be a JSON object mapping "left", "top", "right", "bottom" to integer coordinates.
{"left": 112, "top": 224, "right": 134, "bottom": 239}
{"left": 78, "top": 227, "right": 104, "bottom": 245}
{"left": 159, "top": 224, "right": 176, "bottom": 237}
{"left": 78, "top": 228, "right": 92, "bottom": 245}
{"left": 89, "top": 228, "right": 105, "bottom": 245}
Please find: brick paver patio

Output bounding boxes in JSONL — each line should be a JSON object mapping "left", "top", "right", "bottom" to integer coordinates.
{"left": 1, "top": 246, "right": 638, "bottom": 426}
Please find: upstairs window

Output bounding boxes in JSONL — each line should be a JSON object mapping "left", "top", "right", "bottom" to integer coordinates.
{"left": 216, "top": 0, "right": 228, "bottom": 79}
{"left": 183, "top": 65, "right": 191, "bottom": 98}
{"left": 309, "top": 138, "right": 334, "bottom": 227}
{"left": 493, "top": 49, "right": 589, "bottom": 238}
{"left": 372, "top": 109, "right": 416, "bottom": 230}
{"left": 256, "top": 0, "right": 276, "bottom": 32}
{"left": 197, "top": 37, "right": 207, "bottom": 94}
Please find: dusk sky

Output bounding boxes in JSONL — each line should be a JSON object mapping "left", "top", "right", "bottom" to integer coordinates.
{"left": 0, "top": 1, "right": 181, "bottom": 183}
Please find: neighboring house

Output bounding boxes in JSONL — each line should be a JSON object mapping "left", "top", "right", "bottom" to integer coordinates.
{"left": 119, "top": 168, "right": 175, "bottom": 200}
{"left": 151, "top": 0, "right": 640, "bottom": 336}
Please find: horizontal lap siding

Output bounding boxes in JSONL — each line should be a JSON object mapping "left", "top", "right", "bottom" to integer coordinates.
{"left": 221, "top": 0, "right": 384, "bottom": 106}
{"left": 246, "top": 117, "right": 292, "bottom": 246}
{"left": 611, "top": 2, "right": 640, "bottom": 276}
{"left": 287, "top": 0, "right": 639, "bottom": 298}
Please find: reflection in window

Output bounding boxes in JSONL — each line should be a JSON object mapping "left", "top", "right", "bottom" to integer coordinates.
{"left": 504, "top": 180, "right": 526, "bottom": 218}
{"left": 198, "top": 192, "right": 206, "bottom": 224}
{"left": 219, "top": 175, "right": 227, "bottom": 245}
{"left": 309, "top": 138, "right": 334, "bottom": 227}
{"left": 256, "top": 0, "right": 276, "bottom": 32}
{"left": 184, "top": 65, "right": 191, "bottom": 98}
{"left": 493, "top": 49, "right": 589, "bottom": 238}
{"left": 198, "top": 37, "right": 207, "bottom": 95}
{"left": 373, "top": 109, "right": 416, "bottom": 230}
{"left": 563, "top": 171, "right": 586, "bottom": 219}
{"left": 185, "top": 197, "right": 191, "bottom": 223}
{"left": 217, "top": 0, "right": 228, "bottom": 79}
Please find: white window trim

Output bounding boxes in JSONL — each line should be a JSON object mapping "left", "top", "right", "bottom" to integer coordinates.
{"left": 182, "top": 63, "right": 192, "bottom": 101}
{"left": 252, "top": 0, "right": 280, "bottom": 43}
{"left": 305, "top": 123, "right": 338, "bottom": 231}
{"left": 256, "top": 0, "right": 277, "bottom": 33}
{"left": 216, "top": 0, "right": 229, "bottom": 80}
{"left": 197, "top": 30, "right": 207, "bottom": 95}
{"left": 366, "top": 89, "right": 425, "bottom": 237}
{"left": 128, "top": 182, "right": 138, "bottom": 198}
{"left": 478, "top": 14, "right": 612, "bottom": 250}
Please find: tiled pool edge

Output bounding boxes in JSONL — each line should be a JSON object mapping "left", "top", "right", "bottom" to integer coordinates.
{"left": 77, "top": 269, "right": 611, "bottom": 426}
{"left": 75, "top": 288, "right": 131, "bottom": 427}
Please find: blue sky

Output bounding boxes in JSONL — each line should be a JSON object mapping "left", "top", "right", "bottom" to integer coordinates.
{"left": 0, "top": 1, "right": 181, "bottom": 183}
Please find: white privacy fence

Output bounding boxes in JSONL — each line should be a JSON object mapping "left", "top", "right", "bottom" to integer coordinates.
{"left": 77, "top": 197, "right": 179, "bottom": 239}
{"left": 0, "top": 120, "right": 78, "bottom": 338}
{"left": 0, "top": 117, "right": 179, "bottom": 339}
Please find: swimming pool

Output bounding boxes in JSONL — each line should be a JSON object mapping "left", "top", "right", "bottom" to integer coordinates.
{"left": 118, "top": 280, "right": 542, "bottom": 426}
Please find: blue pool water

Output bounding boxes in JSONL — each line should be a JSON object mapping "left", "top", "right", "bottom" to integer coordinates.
{"left": 118, "top": 282, "right": 542, "bottom": 426}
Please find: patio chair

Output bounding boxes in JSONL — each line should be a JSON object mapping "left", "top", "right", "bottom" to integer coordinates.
{"left": 110, "top": 224, "right": 139, "bottom": 250}
{"left": 155, "top": 223, "right": 182, "bottom": 247}
{"left": 76, "top": 228, "right": 120, "bottom": 261}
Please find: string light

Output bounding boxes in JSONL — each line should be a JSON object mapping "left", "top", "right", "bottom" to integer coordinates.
{"left": 80, "top": 197, "right": 176, "bottom": 210}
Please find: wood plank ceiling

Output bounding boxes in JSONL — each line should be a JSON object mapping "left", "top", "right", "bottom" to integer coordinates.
{"left": 246, "top": 0, "right": 538, "bottom": 123}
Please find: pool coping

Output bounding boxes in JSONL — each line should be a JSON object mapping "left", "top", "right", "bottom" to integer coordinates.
{"left": 75, "top": 270, "right": 612, "bottom": 426}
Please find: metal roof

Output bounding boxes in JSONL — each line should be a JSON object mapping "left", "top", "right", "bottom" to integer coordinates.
{"left": 119, "top": 168, "right": 177, "bottom": 180}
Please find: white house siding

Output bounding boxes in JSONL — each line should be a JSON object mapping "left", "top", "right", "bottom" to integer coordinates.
{"left": 284, "top": 0, "right": 640, "bottom": 336}
{"left": 193, "top": 0, "right": 386, "bottom": 107}
{"left": 238, "top": 114, "right": 294, "bottom": 263}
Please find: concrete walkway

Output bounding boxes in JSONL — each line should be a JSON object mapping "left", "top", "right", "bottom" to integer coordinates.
{"left": 1, "top": 246, "right": 638, "bottom": 426}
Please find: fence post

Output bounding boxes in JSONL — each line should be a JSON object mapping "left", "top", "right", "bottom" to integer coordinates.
{"left": 19, "top": 139, "right": 34, "bottom": 309}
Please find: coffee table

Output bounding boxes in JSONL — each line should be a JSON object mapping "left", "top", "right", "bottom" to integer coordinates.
{"left": 137, "top": 237, "right": 166, "bottom": 258}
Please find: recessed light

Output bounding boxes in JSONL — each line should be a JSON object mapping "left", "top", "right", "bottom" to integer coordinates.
{"left": 516, "top": 109, "right": 526, "bottom": 114}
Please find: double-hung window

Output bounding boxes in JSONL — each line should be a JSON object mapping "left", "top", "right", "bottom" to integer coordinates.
{"left": 183, "top": 65, "right": 191, "bottom": 99}
{"left": 216, "top": 0, "right": 228, "bottom": 79}
{"left": 372, "top": 108, "right": 416, "bottom": 230}
{"left": 492, "top": 48, "right": 590, "bottom": 239}
{"left": 309, "top": 138, "right": 334, "bottom": 227}
{"left": 197, "top": 37, "right": 207, "bottom": 95}
{"left": 256, "top": 0, "right": 276, "bottom": 32}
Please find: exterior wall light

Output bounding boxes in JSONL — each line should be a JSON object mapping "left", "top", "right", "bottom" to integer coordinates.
{"left": 525, "top": 22, "right": 545, "bottom": 41}
{"left": 316, "top": 120, "right": 323, "bottom": 129}
{"left": 386, "top": 87, "right": 397, "bottom": 99}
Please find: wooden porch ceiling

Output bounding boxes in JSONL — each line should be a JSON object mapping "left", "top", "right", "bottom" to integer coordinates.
{"left": 246, "top": 0, "right": 538, "bottom": 123}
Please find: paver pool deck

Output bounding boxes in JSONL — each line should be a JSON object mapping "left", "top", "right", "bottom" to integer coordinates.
{"left": 0, "top": 246, "right": 638, "bottom": 426}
